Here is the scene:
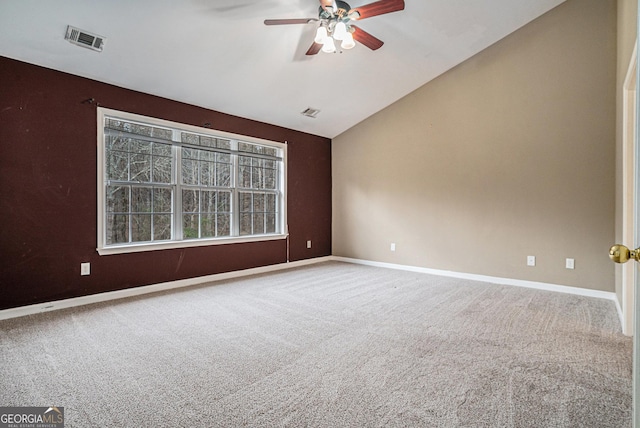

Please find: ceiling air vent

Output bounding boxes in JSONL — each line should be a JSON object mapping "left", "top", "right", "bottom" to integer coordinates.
{"left": 301, "top": 107, "right": 320, "bottom": 118}
{"left": 64, "top": 25, "right": 105, "bottom": 52}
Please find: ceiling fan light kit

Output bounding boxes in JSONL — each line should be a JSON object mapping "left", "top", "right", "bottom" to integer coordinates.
{"left": 333, "top": 21, "right": 348, "bottom": 40}
{"left": 321, "top": 35, "right": 338, "bottom": 53}
{"left": 341, "top": 32, "right": 356, "bottom": 50}
{"left": 264, "top": 0, "right": 404, "bottom": 56}
{"left": 314, "top": 26, "right": 328, "bottom": 44}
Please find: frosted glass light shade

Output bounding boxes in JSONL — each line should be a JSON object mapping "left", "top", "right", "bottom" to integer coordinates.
{"left": 341, "top": 32, "right": 355, "bottom": 50}
{"left": 314, "top": 26, "right": 328, "bottom": 44}
{"left": 322, "top": 36, "right": 336, "bottom": 53}
{"left": 333, "top": 22, "right": 347, "bottom": 41}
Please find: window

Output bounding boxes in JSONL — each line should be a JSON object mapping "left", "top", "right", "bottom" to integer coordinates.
{"left": 97, "top": 108, "right": 286, "bottom": 255}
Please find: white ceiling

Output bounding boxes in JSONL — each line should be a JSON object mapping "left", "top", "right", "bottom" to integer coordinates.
{"left": 0, "top": 0, "right": 565, "bottom": 138}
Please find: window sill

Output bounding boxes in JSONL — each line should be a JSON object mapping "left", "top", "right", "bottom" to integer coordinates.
{"left": 97, "top": 234, "right": 288, "bottom": 256}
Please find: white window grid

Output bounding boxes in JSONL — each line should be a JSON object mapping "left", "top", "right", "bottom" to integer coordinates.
{"left": 97, "top": 108, "right": 287, "bottom": 255}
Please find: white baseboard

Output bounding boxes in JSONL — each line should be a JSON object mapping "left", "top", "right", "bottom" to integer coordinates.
{"left": 0, "top": 256, "right": 332, "bottom": 321}
{"left": 1, "top": 255, "right": 622, "bottom": 329}
{"left": 332, "top": 256, "right": 619, "bottom": 302}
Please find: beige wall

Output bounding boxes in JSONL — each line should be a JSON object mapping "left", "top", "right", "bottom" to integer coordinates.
{"left": 615, "top": 0, "right": 638, "bottom": 302}
{"left": 333, "top": 0, "right": 617, "bottom": 291}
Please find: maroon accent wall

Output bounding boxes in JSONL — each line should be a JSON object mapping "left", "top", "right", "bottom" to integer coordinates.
{"left": 0, "top": 56, "right": 331, "bottom": 310}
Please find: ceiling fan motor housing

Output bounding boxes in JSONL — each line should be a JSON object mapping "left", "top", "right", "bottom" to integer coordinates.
{"left": 319, "top": 0, "right": 352, "bottom": 20}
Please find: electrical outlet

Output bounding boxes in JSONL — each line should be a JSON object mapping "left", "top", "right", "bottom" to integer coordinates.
{"left": 527, "top": 256, "right": 536, "bottom": 267}
{"left": 390, "top": 243, "right": 396, "bottom": 252}
{"left": 306, "top": 240, "right": 312, "bottom": 249}
{"left": 566, "top": 258, "right": 575, "bottom": 269}
{"left": 81, "top": 262, "right": 91, "bottom": 276}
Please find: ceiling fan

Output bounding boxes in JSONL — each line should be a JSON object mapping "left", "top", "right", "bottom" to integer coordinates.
{"left": 264, "top": 0, "right": 405, "bottom": 55}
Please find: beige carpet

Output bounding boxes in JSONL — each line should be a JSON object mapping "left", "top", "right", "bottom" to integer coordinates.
{"left": 0, "top": 261, "right": 632, "bottom": 427}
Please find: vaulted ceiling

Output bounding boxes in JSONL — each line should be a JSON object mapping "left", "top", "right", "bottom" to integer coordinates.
{"left": 0, "top": 0, "right": 566, "bottom": 138}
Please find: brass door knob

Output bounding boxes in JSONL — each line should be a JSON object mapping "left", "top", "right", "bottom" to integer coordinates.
{"left": 609, "top": 244, "right": 640, "bottom": 263}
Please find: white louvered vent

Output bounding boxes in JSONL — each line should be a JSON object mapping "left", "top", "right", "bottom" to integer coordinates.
{"left": 64, "top": 25, "right": 105, "bottom": 52}
{"left": 301, "top": 107, "right": 320, "bottom": 118}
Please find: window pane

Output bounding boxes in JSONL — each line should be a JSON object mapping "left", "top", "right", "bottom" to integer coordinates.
{"left": 253, "top": 213, "right": 265, "bottom": 234}
{"left": 154, "top": 188, "right": 172, "bottom": 213}
{"left": 216, "top": 162, "right": 231, "bottom": 187}
{"left": 201, "top": 190, "right": 216, "bottom": 213}
{"left": 129, "top": 124, "right": 153, "bottom": 138}
{"left": 107, "top": 185, "right": 129, "bottom": 214}
{"left": 266, "top": 193, "right": 276, "bottom": 209}
{"left": 264, "top": 147, "right": 277, "bottom": 157}
{"left": 105, "top": 119, "right": 128, "bottom": 132}
{"left": 181, "top": 132, "right": 199, "bottom": 145}
{"left": 182, "top": 190, "right": 199, "bottom": 213}
{"left": 252, "top": 167, "right": 265, "bottom": 189}
{"left": 106, "top": 136, "right": 129, "bottom": 152}
{"left": 106, "top": 214, "right": 129, "bottom": 244}
{"left": 199, "top": 151, "right": 215, "bottom": 162}
{"left": 131, "top": 214, "right": 152, "bottom": 242}
{"left": 131, "top": 187, "right": 152, "bottom": 213}
{"left": 183, "top": 214, "right": 199, "bottom": 239}
{"left": 253, "top": 193, "right": 264, "bottom": 212}
{"left": 240, "top": 213, "right": 252, "bottom": 236}
{"left": 201, "top": 214, "right": 215, "bottom": 238}
{"left": 182, "top": 159, "right": 198, "bottom": 185}
{"left": 200, "top": 136, "right": 214, "bottom": 148}
{"left": 239, "top": 165, "right": 251, "bottom": 188}
{"left": 153, "top": 155, "right": 172, "bottom": 183}
{"left": 264, "top": 168, "right": 276, "bottom": 190}
{"left": 217, "top": 213, "right": 230, "bottom": 236}
{"left": 266, "top": 213, "right": 276, "bottom": 234}
{"left": 200, "top": 161, "right": 213, "bottom": 186}
{"left": 106, "top": 148, "right": 129, "bottom": 181}
{"left": 218, "top": 192, "right": 231, "bottom": 212}
{"left": 153, "top": 143, "right": 171, "bottom": 157}
{"left": 239, "top": 192, "right": 251, "bottom": 213}
{"left": 153, "top": 214, "right": 172, "bottom": 240}
{"left": 151, "top": 128, "right": 172, "bottom": 140}
{"left": 183, "top": 148, "right": 196, "bottom": 159}
{"left": 131, "top": 139, "right": 152, "bottom": 155}
{"left": 130, "top": 153, "right": 151, "bottom": 182}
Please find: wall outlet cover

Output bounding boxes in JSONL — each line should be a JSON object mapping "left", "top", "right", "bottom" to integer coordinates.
{"left": 81, "top": 262, "right": 91, "bottom": 276}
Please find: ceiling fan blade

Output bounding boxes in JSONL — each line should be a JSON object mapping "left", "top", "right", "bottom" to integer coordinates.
{"left": 348, "top": 0, "right": 405, "bottom": 20}
{"left": 264, "top": 18, "right": 317, "bottom": 25}
{"left": 306, "top": 42, "right": 323, "bottom": 56}
{"left": 351, "top": 26, "right": 384, "bottom": 50}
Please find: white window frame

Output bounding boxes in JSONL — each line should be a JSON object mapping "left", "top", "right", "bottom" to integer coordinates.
{"left": 96, "top": 107, "right": 287, "bottom": 255}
